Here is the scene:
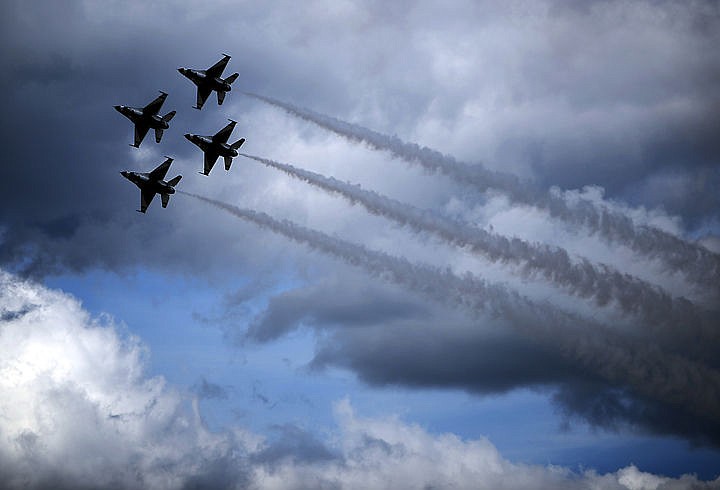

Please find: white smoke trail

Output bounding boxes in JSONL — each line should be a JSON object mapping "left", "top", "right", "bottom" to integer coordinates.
{"left": 245, "top": 92, "right": 720, "bottom": 291}
{"left": 240, "top": 152, "right": 717, "bottom": 351}
{"left": 180, "top": 191, "right": 720, "bottom": 422}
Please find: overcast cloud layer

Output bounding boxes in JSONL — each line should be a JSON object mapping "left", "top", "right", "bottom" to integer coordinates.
{"left": 1, "top": 0, "right": 719, "bottom": 485}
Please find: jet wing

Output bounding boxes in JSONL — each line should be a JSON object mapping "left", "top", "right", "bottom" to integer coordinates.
{"left": 203, "top": 151, "right": 220, "bottom": 175}
{"left": 196, "top": 86, "right": 212, "bottom": 110}
{"left": 212, "top": 120, "right": 236, "bottom": 144}
{"left": 142, "top": 92, "right": 168, "bottom": 115}
{"left": 205, "top": 54, "right": 230, "bottom": 79}
{"left": 140, "top": 189, "right": 156, "bottom": 213}
{"left": 133, "top": 124, "right": 150, "bottom": 148}
{"left": 149, "top": 157, "right": 174, "bottom": 181}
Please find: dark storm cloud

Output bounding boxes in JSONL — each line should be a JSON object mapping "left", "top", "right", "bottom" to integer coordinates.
{"left": 2, "top": 0, "right": 718, "bottom": 279}
{"left": 3, "top": 0, "right": 720, "bottom": 461}
{"left": 0, "top": 0, "right": 291, "bottom": 279}
{"left": 553, "top": 381, "right": 720, "bottom": 446}
{"left": 244, "top": 276, "right": 428, "bottom": 342}
{"left": 188, "top": 192, "right": 720, "bottom": 445}
{"left": 248, "top": 278, "right": 720, "bottom": 445}
{"left": 241, "top": 152, "right": 720, "bottom": 352}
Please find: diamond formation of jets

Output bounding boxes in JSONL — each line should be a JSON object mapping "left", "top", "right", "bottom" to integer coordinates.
{"left": 116, "top": 55, "right": 246, "bottom": 214}
{"left": 121, "top": 157, "right": 182, "bottom": 213}
{"left": 185, "top": 119, "right": 246, "bottom": 176}
{"left": 114, "top": 91, "right": 176, "bottom": 148}
{"left": 178, "top": 54, "right": 239, "bottom": 110}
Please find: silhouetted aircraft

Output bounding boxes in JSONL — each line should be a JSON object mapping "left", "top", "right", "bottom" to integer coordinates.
{"left": 114, "top": 91, "right": 176, "bottom": 148}
{"left": 178, "top": 54, "right": 239, "bottom": 110}
{"left": 120, "top": 157, "right": 182, "bottom": 213}
{"left": 185, "top": 119, "right": 245, "bottom": 175}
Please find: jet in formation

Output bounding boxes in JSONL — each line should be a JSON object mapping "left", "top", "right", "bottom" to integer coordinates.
{"left": 185, "top": 119, "right": 245, "bottom": 176}
{"left": 114, "top": 91, "right": 176, "bottom": 148}
{"left": 121, "top": 157, "right": 182, "bottom": 213}
{"left": 178, "top": 54, "right": 239, "bottom": 110}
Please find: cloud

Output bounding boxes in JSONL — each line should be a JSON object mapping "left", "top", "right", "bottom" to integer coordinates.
{"left": 253, "top": 399, "right": 720, "bottom": 490}
{"left": 241, "top": 273, "right": 720, "bottom": 444}
{"left": 1, "top": 269, "right": 718, "bottom": 489}
{"left": 0, "top": 269, "right": 252, "bottom": 489}
{"left": 186, "top": 193, "right": 720, "bottom": 445}
{"left": 246, "top": 94, "right": 720, "bottom": 293}
{"left": 1, "top": 0, "right": 719, "bottom": 480}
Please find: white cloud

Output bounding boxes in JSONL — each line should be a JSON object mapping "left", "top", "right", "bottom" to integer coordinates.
{"left": 0, "top": 270, "right": 252, "bottom": 489}
{"left": 255, "top": 399, "right": 720, "bottom": 490}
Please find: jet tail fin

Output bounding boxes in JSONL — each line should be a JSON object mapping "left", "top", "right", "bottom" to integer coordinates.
{"left": 224, "top": 73, "right": 239, "bottom": 85}
{"left": 162, "top": 110, "right": 176, "bottom": 123}
{"left": 217, "top": 90, "right": 226, "bottom": 105}
{"left": 167, "top": 175, "right": 182, "bottom": 187}
{"left": 161, "top": 193, "right": 170, "bottom": 208}
{"left": 231, "top": 138, "right": 245, "bottom": 150}
{"left": 224, "top": 156, "right": 233, "bottom": 171}
{"left": 154, "top": 128, "right": 164, "bottom": 143}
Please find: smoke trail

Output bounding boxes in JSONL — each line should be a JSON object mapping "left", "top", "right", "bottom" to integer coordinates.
{"left": 245, "top": 92, "right": 720, "bottom": 290}
{"left": 240, "top": 152, "right": 718, "bottom": 353}
{"left": 180, "top": 190, "right": 720, "bottom": 423}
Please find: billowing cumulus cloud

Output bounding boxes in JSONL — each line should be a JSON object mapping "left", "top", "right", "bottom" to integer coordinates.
{"left": 1, "top": 269, "right": 719, "bottom": 489}
{"left": 0, "top": 270, "right": 253, "bottom": 489}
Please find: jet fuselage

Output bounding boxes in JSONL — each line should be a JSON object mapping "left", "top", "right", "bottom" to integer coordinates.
{"left": 120, "top": 171, "right": 176, "bottom": 195}
{"left": 177, "top": 68, "right": 232, "bottom": 93}
{"left": 114, "top": 105, "right": 169, "bottom": 130}
{"left": 184, "top": 133, "right": 238, "bottom": 157}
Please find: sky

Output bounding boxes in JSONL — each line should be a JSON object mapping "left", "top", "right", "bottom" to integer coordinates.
{"left": 1, "top": 0, "right": 719, "bottom": 488}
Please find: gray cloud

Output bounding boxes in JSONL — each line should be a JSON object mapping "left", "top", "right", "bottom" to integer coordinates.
{"left": 2, "top": 269, "right": 719, "bottom": 489}
{"left": 186, "top": 192, "right": 720, "bottom": 445}
{"left": 243, "top": 275, "right": 720, "bottom": 444}
{"left": 2, "top": 0, "right": 719, "bottom": 474}
{"left": 246, "top": 93, "right": 720, "bottom": 292}
{"left": 250, "top": 424, "right": 339, "bottom": 468}
{"left": 240, "top": 152, "right": 719, "bottom": 354}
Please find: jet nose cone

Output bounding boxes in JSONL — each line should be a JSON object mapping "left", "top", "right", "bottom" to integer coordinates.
{"left": 120, "top": 171, "right": 129, "bottom": 178}
{"left": 113, "top": 105, "right": 122, "bottom": 111}
{"left": 184, "top": 133, "right": 192, "bottom": 140}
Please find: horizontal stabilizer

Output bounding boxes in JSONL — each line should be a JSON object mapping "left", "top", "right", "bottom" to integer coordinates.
{"left": 231, "top": 138, "right": 245, "bottom": 150}
{"left": 162, "top": 110, "right": 176, "bottom": 122}
{"left": 224, "top": 156, "right": 233, "bottom": 171}
{"left": 224, "top": 73, "right": 239, "bottom": 85}
{"left": 167, "top": 175, "right": 182, "bottom": 187}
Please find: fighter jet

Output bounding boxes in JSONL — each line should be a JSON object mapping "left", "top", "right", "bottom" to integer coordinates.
{"left": 120, "top": 157, "right": 182, "bottom": 213}
{"left": 184, "top": 119, "right": 245, "bottom": 176}
{"left": 178, "top": 54, "right": 239, "bottom": 110}
{"left": 114, "top": 91, "right": 176, "bottom": 148}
